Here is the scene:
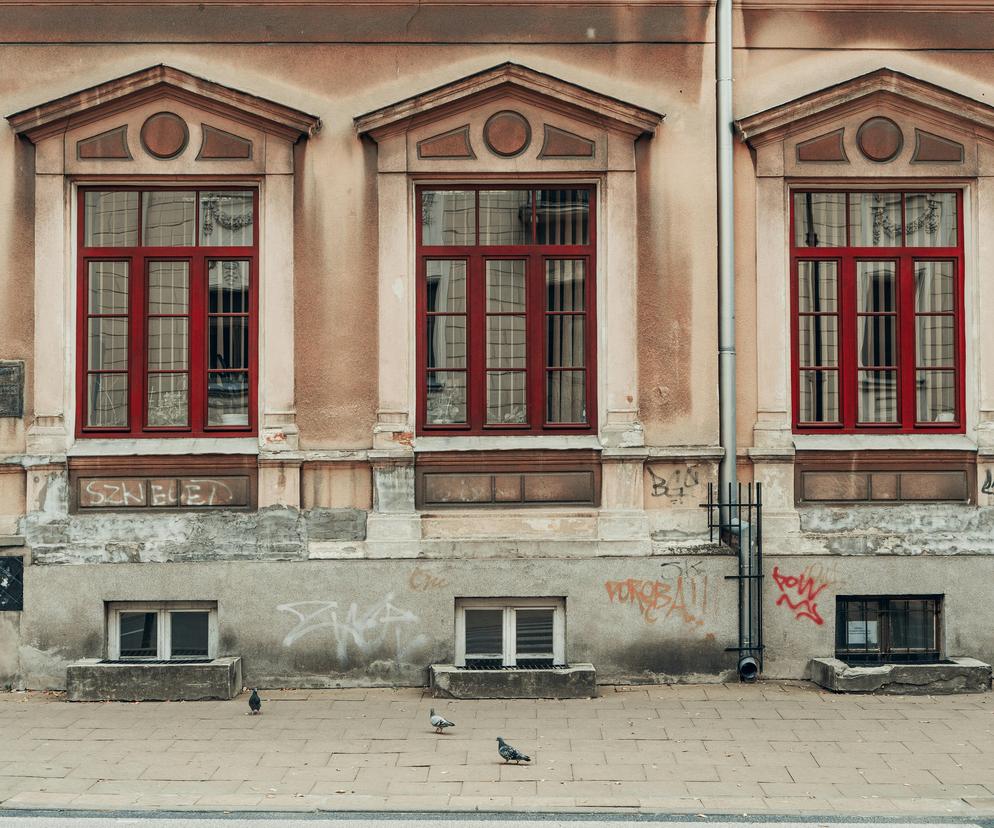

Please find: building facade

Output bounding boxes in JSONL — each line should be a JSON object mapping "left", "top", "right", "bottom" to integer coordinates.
{"left": 0, "top": 1, "right": 992, "bottom": 691}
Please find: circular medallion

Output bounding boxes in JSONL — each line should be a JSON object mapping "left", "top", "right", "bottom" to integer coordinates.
{"left": 140, "top": 112, "right": 189, "bottom": 159}
{"left": 483, "top": 110, "right": 532, "bottom": 158}
{"left": 856, "top": 117, "right": 903, "bottom": 163}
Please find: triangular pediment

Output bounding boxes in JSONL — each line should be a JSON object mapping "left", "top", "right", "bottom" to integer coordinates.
{"left": 354, "top": 62, "right": 663, "bottom": 140}
{"left": 736, "top": 68, "right": 994, "bottom": 147}
{"left": 7, "top": 64, "right": 320, "bottom": 143}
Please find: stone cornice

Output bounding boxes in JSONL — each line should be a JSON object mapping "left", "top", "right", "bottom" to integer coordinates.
{"left": 736, "top": 67, "right": 994, "bottom": 148}
{"left": 354, "top": 62, "right": 663, "bottom": 141}
{"left": 7, "top": 64, "right": 321, "bottom": 144}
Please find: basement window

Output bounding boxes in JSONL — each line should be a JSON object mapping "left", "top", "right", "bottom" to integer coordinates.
{"left": 107, "top": 601, "right": 217, "bottom": 661}
{"left": 836, "top": 595, "right": 942, "bottom": 665}
{"left": 455, "top": 598, "right": 565, "bottom": 668}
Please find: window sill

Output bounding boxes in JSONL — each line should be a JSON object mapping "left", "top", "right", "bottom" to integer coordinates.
{"left": 808, "top": 657, "right": 991, "bottom": 695}
{"left": 68, "top": 437, "right": 259, "bottom": 457}
{"left": 792, "top": 434, "right": 977, "bottom": 453}
{"left": 414, "top": 435, "right": 602, "bottom": 453}
{"left": 66, "top": 656, "right": 242, "bottom": 701}
{"left": 430, "top": 662, "right": 595, "bottom": 699}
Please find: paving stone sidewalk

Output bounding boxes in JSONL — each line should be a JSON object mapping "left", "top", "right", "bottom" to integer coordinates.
{"left": 0, "top": 682, "right": 991, "bottom": 817}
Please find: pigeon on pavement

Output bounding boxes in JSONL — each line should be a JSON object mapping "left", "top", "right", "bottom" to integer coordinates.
{"left": 496, "top": 736, "right": 530, "bottom": 763}
{"left": 248, "top": 688, "right": 262, "bottom": 715}
{"left": 429, "top": 708, "right": 455, "bottom": 734}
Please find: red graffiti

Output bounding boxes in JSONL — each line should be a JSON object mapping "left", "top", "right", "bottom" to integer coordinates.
{"left": 604, "top": 576, "right": 709, "bottom": 626}
{"left": 771, "top": 566, "right": 828, "bottom": 625}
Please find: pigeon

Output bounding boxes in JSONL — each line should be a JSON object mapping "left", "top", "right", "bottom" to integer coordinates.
{"left": 248, "top": 688, "right": 261, "bottom": 715}
{"left": 429, "top": 708, "right": 455, "bottom": 734}
{"left": 496, "top": 736, "right": 530, "bottom": 763}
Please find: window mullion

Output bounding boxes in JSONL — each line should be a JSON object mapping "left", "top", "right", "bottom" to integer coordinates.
{"left": 900, "top": 255, "right": 916, "bottom": 429}
{"left": 190, "top": 255, "right": 206, "bottom": 433}
{"left": 132, "top": 254, "right": 146, "bottom": 435}
{"left": 841, "top": 255, "right": 856, "bottom": 430}
{"left": 159, "top": 610, "right": 169, "bottom": 659}
{"left": 504, "top": 608, "right": 516, "bottom": 666}
{"left": 529, "top": 253, "right": 544, "bottom": 428}
{"left": 468, "top": 255, "right": 486, "bottom": 430}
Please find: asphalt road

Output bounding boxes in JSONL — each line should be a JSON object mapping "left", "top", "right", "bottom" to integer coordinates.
{"left": 0, "top": 814, "right": 993, "bottom": 828}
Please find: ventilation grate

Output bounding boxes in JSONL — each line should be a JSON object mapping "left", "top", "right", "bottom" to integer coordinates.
{"left": 99, "top": 658, "right": 214, "bottom": 665}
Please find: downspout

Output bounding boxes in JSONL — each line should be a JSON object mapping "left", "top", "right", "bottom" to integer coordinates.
{"left": 716, "top": 0, "right": 756, "bottom": 680}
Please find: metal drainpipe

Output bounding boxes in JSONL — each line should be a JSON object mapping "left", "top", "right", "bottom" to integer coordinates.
{"left": 716, "top": 0, "right": 753, "bottom": 679}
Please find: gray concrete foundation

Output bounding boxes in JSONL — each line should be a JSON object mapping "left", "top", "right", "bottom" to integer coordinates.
{"left": 430, "top": 663, "right": 597, "bottom": 699}
{"left": 808, "top": 656, "right": 992, "bottom": 694}
{"left": 65, "top": 656, "right": 242, "bottom": 701}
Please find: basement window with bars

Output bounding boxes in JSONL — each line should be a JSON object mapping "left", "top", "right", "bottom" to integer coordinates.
{"left": 106, "top": 601, "right": 217, "bottom": 662}
{"left": 835, "top": 595, "right": 942, "bottom": 665}
{"left": 455, "top": 598, "right": 565, "bottom": 669}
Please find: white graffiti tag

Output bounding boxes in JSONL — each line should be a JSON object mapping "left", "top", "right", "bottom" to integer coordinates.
{"left": 277, "top": 595, "right": 428, "bottom": 667}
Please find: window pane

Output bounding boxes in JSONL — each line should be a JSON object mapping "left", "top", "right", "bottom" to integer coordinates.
{"left": 210, "top": 316, "right": 250, "bottom": 370}
{"left": 546, "top": 370, "right": 586, "bottom": 424}
{"left": 148, "top": 262, "right": 189, "bottom": 314}
{"left": 515, "top": 609, "right": 554, "bottom": 655}
{"left": 916, "top": 316, "right": 954, "bottom": 368}
{"left": 487, "top": 316, "right": 526, "bottom": 369}
{"left": 797, "top": 261, "right": 837, "bottom": 312}
{"left": 465, "top": 609, "right": 503, "bottom": 656}
{"left": 427, "top": 261, "right": 466, "bottom": 313}
{"left": 200, "top": 191, "right": 254, "bottom": 246}
{"left": 142, "top": 191, "right": 195, "bottom": 246}
{"left": 170, "top": 612, "right": 209, "bottom": 657}
{"left": 480, "top": 190, "right": 530, "bottom": 245}
{"left": 850, "top": 192, "right": 902, "bottom": 246}
{"left": 858, "top": 316, "right": 896, "bottom": 367}
{"left": 148, "top": 318, "right": 189, "bottom": 370}
{"left": 208, "top": 372, "right": 249, "bottom": 426}
{"left": 917, "top": 371, "right": 956, "bottom": 423}
{"left": 915, "top": 261, "right": 954, "bottom": 313}
{"left": 798, "top": 370, "right": 838, "bottom": 423}
{"left": 87, "top": 373, "right": 128, "bottom": 427}
{"left": 208, "top": 261, "right": 249, "bottom": 314}
{"left": 147, "top": 373, "right": 189, "bottom": 427}
{"left": 88, "top": 318, "right": 128, "bottom": 370}
{"left": 905, "top": 193, "right": 957, "bottom": 247}
{"left": 547, "top": 260, "right": 585, "bottom": 312}
{"left": 889, "top": 600, "right": 935, "bottom": 651}
{"left": 421, "top": 191, "right": 475, "bottom": 245}
{"left": 119, "top": 611, "right": 157, "bottom": 657}
{"left": 88, "top": 262, "right": 129, "bottom": 314}
{"left": 486, "top": 260, "right": 525, "bottom": 312}
{"left": 536, "top": 190, "right": 589, "bottom": 245}
{"left": 858, "top": 370, "right": 898, "bottom": 422}
{"left": 426, "top": 372, "right": 466, "bottom": 424}
{"left": 857, "top": 261, "right": 896, "bottom": 312}
{"left": 426, "top": 317, "right": 466, "bottom": 368}
{"left": 546, "top": 316, "right": 585, "bottom": 368}
{"left": 84, "top": 191, "right": 138, "bottom": 247}
{"left": 487, "top": 371, "right": 526, "bottom": 424}
{"left": 842, "top": 599, "right": 880, "bottom": 652}
{"left": 793, "top": 192, "right": 845, "bottom": 247}
{"left": 798, "top": 317, "right": 838, "bottom": 368}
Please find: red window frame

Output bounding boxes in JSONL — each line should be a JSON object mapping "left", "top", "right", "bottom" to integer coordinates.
{"left": 790, "top": 189, "right": 965, "bottom": 434}
{"left": 76, "top": 186, "right": 259, "bottom": 438}
{"left": 416, "top": 184, "right": 597, "bottom": 435}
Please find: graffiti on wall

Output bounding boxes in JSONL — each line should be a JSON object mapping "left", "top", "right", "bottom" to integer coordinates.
{"left": 277, "top": 594, "right": 428, "bottom": 666}
{"left": 604, "top": 574, "right": 712, "bottom": 626}
{"left": 771, "top": 565, "right": 832, "bottom": 626}
{"left": 647, "top": 465, "right": 701, "bottom": 503}
{"left": 407, "top": 566, "right": 447, "bottom": 592}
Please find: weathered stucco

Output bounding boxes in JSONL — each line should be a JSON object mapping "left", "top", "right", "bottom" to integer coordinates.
{"left": 1, "top": 1, "right": 994, "bottom": 693}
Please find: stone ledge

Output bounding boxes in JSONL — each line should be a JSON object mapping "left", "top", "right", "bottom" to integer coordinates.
{"left": 430, "top": 663, "right": 596, "bottom": 699}
{"left": 66, "top": 657, "right": 242, "bottom": 702}
{"left": 808, "top": 656, "right": 992, "bottom": 694}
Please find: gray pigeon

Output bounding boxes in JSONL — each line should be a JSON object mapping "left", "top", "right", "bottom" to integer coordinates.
{"left": 429, "top": 708, "right": 454, "bottom": 734}
{"left": 248, "top": 688, "right": 261, "bottom": 715}
{"left": 496, "top": 736, "right": 530, "bottom": 763}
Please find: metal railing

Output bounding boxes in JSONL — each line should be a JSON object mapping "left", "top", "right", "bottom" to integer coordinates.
{"left": 702, "top": 483, "right": 764, "bottom": 681}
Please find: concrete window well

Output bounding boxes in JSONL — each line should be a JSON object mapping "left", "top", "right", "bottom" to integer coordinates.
{"left": 430, "top": 597, "right": 595, "bottom": 699}
{"left": 66, "top": 601, "right": 243, "bottom": 701}
{"left": 808, "top": 594, "right": 992, "bottom": 694}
